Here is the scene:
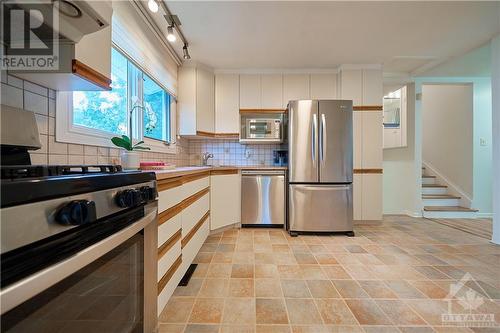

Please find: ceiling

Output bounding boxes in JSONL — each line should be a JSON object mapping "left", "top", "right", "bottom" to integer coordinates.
{"left": 159, "top": 1, "right": 500, "bottom": 74}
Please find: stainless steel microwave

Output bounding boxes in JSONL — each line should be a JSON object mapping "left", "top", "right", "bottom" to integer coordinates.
{"left": 240, "top": 114, "right": 284, "bottom": 144}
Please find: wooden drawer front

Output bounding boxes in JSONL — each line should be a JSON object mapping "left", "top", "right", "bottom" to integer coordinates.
{"left": 158, "top": 232, "right": 181, "bottom": 281}
{"left": 158, "top": 185, "right": 183, "bottom": 214}
{"left": 158, "top": 213, "right": 182, "bottom": 247}
{"left": 182, "top": 176, "right": 209, "bottom": 199}
{"left": 182, "top": 193, "right": 209, "bottom": 238}
{"left": 182, "top": 217, "right": 209, "bottom": 268}
{"left": 157, "top": 255, "right": 183, "bottom": 314}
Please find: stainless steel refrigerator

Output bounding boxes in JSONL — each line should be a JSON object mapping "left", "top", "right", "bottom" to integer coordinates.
{"left": 287, "top": 100, "right": 354, "bottom": 236}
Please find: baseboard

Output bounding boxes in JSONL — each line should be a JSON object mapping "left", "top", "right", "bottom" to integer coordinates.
{"left": 404, "top": 210, "right": 423, "bottom": 218}
{"left": 477, "top": 213, "right": 493, "bottom": 218}
{"left": 209, "top": 222, "right": 240, "bottom": 235}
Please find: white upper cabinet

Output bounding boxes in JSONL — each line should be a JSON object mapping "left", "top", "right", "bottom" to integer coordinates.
{"left": 239, "top": 74, "right": 261, "bottom": 109}
{"left": 261, "top": 74, "right": 283, "bottom": 109}
{"left": 339, "top": 69, "right": 362, "bottom": 106}
{"left": 215, "top": 74, "right": 240, "bottom": 134}
{"left": 362, "top": 69, "right": 383, "bottom": 106}
{"left": 178, "top": 66, "right": 215, "bottom": 136}
{"left": 283, "top": 74, "right": 310, "bottom": 107}
{"left": 310, "top": 74, "right": 337, "bottom": 100}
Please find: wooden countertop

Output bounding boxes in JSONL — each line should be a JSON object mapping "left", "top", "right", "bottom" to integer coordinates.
{"left": 151, "top": 165, "right": 287, "bottom": 181}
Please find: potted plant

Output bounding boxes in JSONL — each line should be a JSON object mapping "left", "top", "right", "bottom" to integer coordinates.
{"left": 111, "top": 135, "right": 150, "bottom": 170}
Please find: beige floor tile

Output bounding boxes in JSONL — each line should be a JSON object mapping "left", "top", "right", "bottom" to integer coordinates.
{"left": 206, "top": 264, "right": 232, "bottom": 278}
{"left": 188, "top": 298, "right": 225, "bottom": 324}
{"left": 255, "top": 253, "right": 276, "bottom": 264}
{"left": 285, "top": 298, "right": 323, "bottom": 325}
{"left": 292, "top": 325, "right": 363, "bottom": 333}
{"left": 158, "top": 323, "right": 185, "bottom": 333}
{"left": 198, "top": 279, "right": 229, "bottom": 298}
{"left": 278, "top": 265, "right": 304, "bottom": 279}
{"left": 193, "top": 264, "right": 209, "bottom": 278}
{"left": 375, "top": 299, "right": 427, "bottom": 325}
{"left": 173, "top": 278, "right": 203, "bottom": 297}
{"left": 314, "top": 253, "right": 339, "bottom": 265}
{"left": 385, "top": 280, "right": 428, "bottom": 299}
{"left": 398, "top": 327, "right": 435, "bottom": 333}
{"left": 294, "top": 253, "right": 318, "bottom": 264}
{"left": 404, "top": 299, "right": 448, "bottom": 325}
{"left": 255, "top": 264, "right": 279, "bottom": 278}
{"left": 256, "top": 298, "right": 289, "bottom": 324}
{"left": 322, "top": 265, "right": 352, "bottom": 279}
{"left": 306, "top": 280, "right": 341, "bottom": 298}
{"left": 357, "top": 280, "right": 398, "bottom": 299}
{"left": 409, "top": 280, "right": 449, "bottom": 299}
{"left": 222, "top": 298, "right": 256, "bottom": 324}
{"left": 212, "top": 252, "right": 234, "bottom": 263}
{"left": 217, "top": 244, "right": 236, "bottom": 253}
{"left": 159, "top": 297, "right": 195, "bottom": 323}
{"left": 344, "top": 299, "right": 392, "bottom": 325}
{"left": 331, "top": 280, "right": 369, "bottom": 298}
{"left": 184, "top": 324, "right": 220, "bottom": 333}
{"left": 413, "top": 266, "right": 453, "bottom": 280}
{"left": 232, "top": 264, "right": 255, "bottom": 278}
{"left": 256, "top": 278, "right": 283, "bottom": 297}
{"left": 228, "top": 278, "right": 255, "bottom": 297}
{"left": 256, "top": 325, "right": 291, "bottom": 333}
{"left": 314, "top": 299, "right": 358, "bottom": 325}
{"left": 281, "top": 279, "right": 311, "bottom": 298}
{"left": 362, "top": 326, "right": 400, "bottom": 333}
{"left": 300, "top": 265, "right": 328, "bottom": 280}
{"left": 233, "top": 252, "right": 255, "bottom": 264}
{"left": 194, "top": 253, "right": 214, "bottom": 264}
{"left": 220, "top": 324, "right": 256, "bottom": 333}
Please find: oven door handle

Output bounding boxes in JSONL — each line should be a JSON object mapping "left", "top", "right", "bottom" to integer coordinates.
{"left": 0, "top": 203, "right": 157, "bottom": 314}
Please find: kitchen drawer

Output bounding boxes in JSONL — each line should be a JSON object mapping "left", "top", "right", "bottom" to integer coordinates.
{"left": 157, "top": 233, "right": 181, "bottom": 281}
{"left": 158, "top": 186, "right": 183, "bottom": 214}
{"left": 182, "top": 193, "right": 209, "bottom": 238}
{"left": 182, "top": 176, "right": 209, "bottom": 199}
{"left": 158, "top": 214, "right": 182, "bottom": 249}
{"left": 181, "top": 217, "right": 209, "bottom": 268}
{"left": 157, "top": 255, "right": 183, "bottom": 315}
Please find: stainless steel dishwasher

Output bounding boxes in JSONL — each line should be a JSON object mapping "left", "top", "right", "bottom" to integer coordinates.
{"left": 241, "top": 170, "right": 285, "bottom": 227}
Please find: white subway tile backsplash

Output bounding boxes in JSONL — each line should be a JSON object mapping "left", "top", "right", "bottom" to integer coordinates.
{"left": 1, "top": 84, "right": 23, "bottom": 108}
{"left": 30, "top": 153, "right": 48, "bottom": 165}
{"left": 68, "top": 155, "right": 85, "bottom": 165}
{"left": 37, "top": 134, "right": 48, "bottom": 154}
{"left": 49, "top": 154, "right": 68, "bottom": 165}
{"left": 98, "top": 147, "right": 109, "bottom": 156}
{"left": 24, "top": 91, "right": 48, "bottom": 115}
{"left": 84, "top": 155, "right": 98, "bottom": 165}
{"left": 48, "top": 89, "right": 56, "bottom": 100}
{"left": 35, "top": 114, "right": 48, "bottom": 135}
{"left": 1, "top": 71, "right": 7, "bottom": 83}
{"left": 48, "top": 99, "right": 55, "bottom": 117}
{"left": 48, "top": 116, "right": 55, "bottom": 134}
{"left": 84, "top": 146, "right": 98, "bottom": 156}
{"left": 7, "top": 75, "right": 23, "bottom": 89}
{"left": 24, "top": 81, "right": 48, "bottom": 96}
{"left": 68, "top": 144, "right": 84, "bottom": 155}
{"left": 48, "top": 136, "right": 68, "bottom": 155}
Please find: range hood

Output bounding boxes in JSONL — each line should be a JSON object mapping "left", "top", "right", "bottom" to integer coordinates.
{"left": 5, "top": 0, "right": 109, "bottom": 44}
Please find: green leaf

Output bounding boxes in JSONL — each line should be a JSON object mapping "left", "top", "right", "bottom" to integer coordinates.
{"left": 134, "top": 140, "right": 145, "bottom": 146}
{"left": 121, "top": 135, "right": 132, "bottom": 145}
{"left": 132, "top": 146, "right": 151, "bottom": 151}
{"left": 111, "top": 136, "right": 132, "bottom": 151}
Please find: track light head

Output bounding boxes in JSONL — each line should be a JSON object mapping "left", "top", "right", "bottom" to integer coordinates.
{"left": 182, "top": 44, "right": 191, "bottom": 60}
{"left": 167, "top": 25, "right": 176, "bottom": 42}
{"left": 148, "top": 0, "right": 158, "bottom": 13}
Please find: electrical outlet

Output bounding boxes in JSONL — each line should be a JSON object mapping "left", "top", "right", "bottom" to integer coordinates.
{"left": 480, "top": 138, "right": 487, "bottom": 146}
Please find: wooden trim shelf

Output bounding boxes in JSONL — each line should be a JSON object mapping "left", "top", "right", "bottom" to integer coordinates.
{"left": 158, "top": 187, "right": 210, "bottom": 226}
{"left": 181, "top": 211, "right": 210, "bottom": 248}
{"left": 72, "top": 59, "right": 111, "bottom": 91}
{"left": 353, "top": 106, "right": 383, "bottom": 111}
{"left": 182, "top": 171, "right": 211, "bottom": 184}
{"left": 157, "top": 255, "right": 182, "bottom": 295}
{"left": 158, "top": 229, "right": 182, "bottom": 260}
{"left": 210, "top": 169, "right": 239, "bottom": 175}
{"left": 196, "top": 131, "right": 239, "bottom": 139}
{"left": 239, "top": 109, "right": 287, "bottom": 114}
{"left": 157, "top": 171, "right": 210, "bottom": 192}
{"left": 354, "top": 168, "right": 383, "bottom": 174}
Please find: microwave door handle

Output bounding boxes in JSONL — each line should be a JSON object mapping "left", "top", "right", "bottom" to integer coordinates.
{"left": 312, "top": 114, "right": 317, "bottom": 165}
{"left": 321, "top": 113, "right": 326, "bottom": 163}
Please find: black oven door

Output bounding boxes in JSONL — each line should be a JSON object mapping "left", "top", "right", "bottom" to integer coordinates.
{"left": 0, "top": 203, "right": 157, "bottom": 333}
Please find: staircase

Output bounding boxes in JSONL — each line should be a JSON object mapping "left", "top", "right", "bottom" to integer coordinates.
{"left": 421, "top": 167, "right": 478, "bottom": 218}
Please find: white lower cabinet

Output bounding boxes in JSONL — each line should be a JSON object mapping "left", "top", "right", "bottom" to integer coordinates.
{"left": 210, "top": 172, "right": 241, "bottom": 230}
{"left": 353, "top": 174, "right": 362, "bottom": 220}
{"left": 353, "top": 173, "right": 382, "bottom": 221}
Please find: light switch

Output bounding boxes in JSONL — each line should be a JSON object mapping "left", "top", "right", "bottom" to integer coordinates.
{"left": 480, "top": 138, "right": 487, "bottom": 146}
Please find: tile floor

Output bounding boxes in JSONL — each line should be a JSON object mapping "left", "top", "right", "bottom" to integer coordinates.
{"left": 159, "top": 216, "right": 500, "bottom": 333}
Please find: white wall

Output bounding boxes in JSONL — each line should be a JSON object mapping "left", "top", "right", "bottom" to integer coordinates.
{"left": 491, "top": 34, "right": 500, "bottom": 244}
{"left": 422, "top": 84, "right": 474, "bottom": 198}
{"left": 383, "top": 84, "right": 420, "bottom": 215}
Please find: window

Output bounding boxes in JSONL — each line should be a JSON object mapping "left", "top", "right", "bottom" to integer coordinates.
{"left": 60, "top": 47, "right": 173, "bottom": 149}
{"left": 73, "top": 49, "right": 129, "bottom": 135}
{"left": 143, "top": 74, "right": 171, "bottom": 143}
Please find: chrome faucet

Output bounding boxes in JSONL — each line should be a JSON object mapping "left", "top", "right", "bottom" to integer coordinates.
{"left": 201, "top": 152, "right": 214, "bottom": 166}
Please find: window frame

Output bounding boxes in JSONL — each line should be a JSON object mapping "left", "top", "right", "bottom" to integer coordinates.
{"left": 56, "top": 46, "right": 176, "bottom": 153}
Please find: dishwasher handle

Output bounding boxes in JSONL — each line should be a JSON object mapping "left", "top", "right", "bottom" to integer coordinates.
{"left": 241, "top": 170, "right": 286, "bottom": 176}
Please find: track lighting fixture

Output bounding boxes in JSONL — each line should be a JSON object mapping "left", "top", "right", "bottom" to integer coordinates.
{"left": 147, "top": 0, "right": 158, "bottom": 13}
{"left": 182, "top": 44, "right": 191, "bottom": 60}
{"left": 167, "top": 25, "right": 176, "bottom": 42}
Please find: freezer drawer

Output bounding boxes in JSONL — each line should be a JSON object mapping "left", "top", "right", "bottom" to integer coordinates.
{"left": 289, "top": 184, "right": 353, "bottom": 232}
{"left": 241, "top": 171, "right": 285, "bottom": 226}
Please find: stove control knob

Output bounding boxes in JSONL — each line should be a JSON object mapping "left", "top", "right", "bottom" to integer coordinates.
{"left": 56, "top": 200, "right": 97, "bottom": 226}
{"left": 139, "top": 186, "right": 157, "bottom": 201}
{"left": 115, "top": 189, "right": 142, "bottom": 208}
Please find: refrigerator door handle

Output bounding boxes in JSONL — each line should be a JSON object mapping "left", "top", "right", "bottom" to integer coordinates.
{"left": 312, "top": 113, "right": 317, "bottom": 165}
{"left": 320, "top": 113, "right": 326, "bottom": 163}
